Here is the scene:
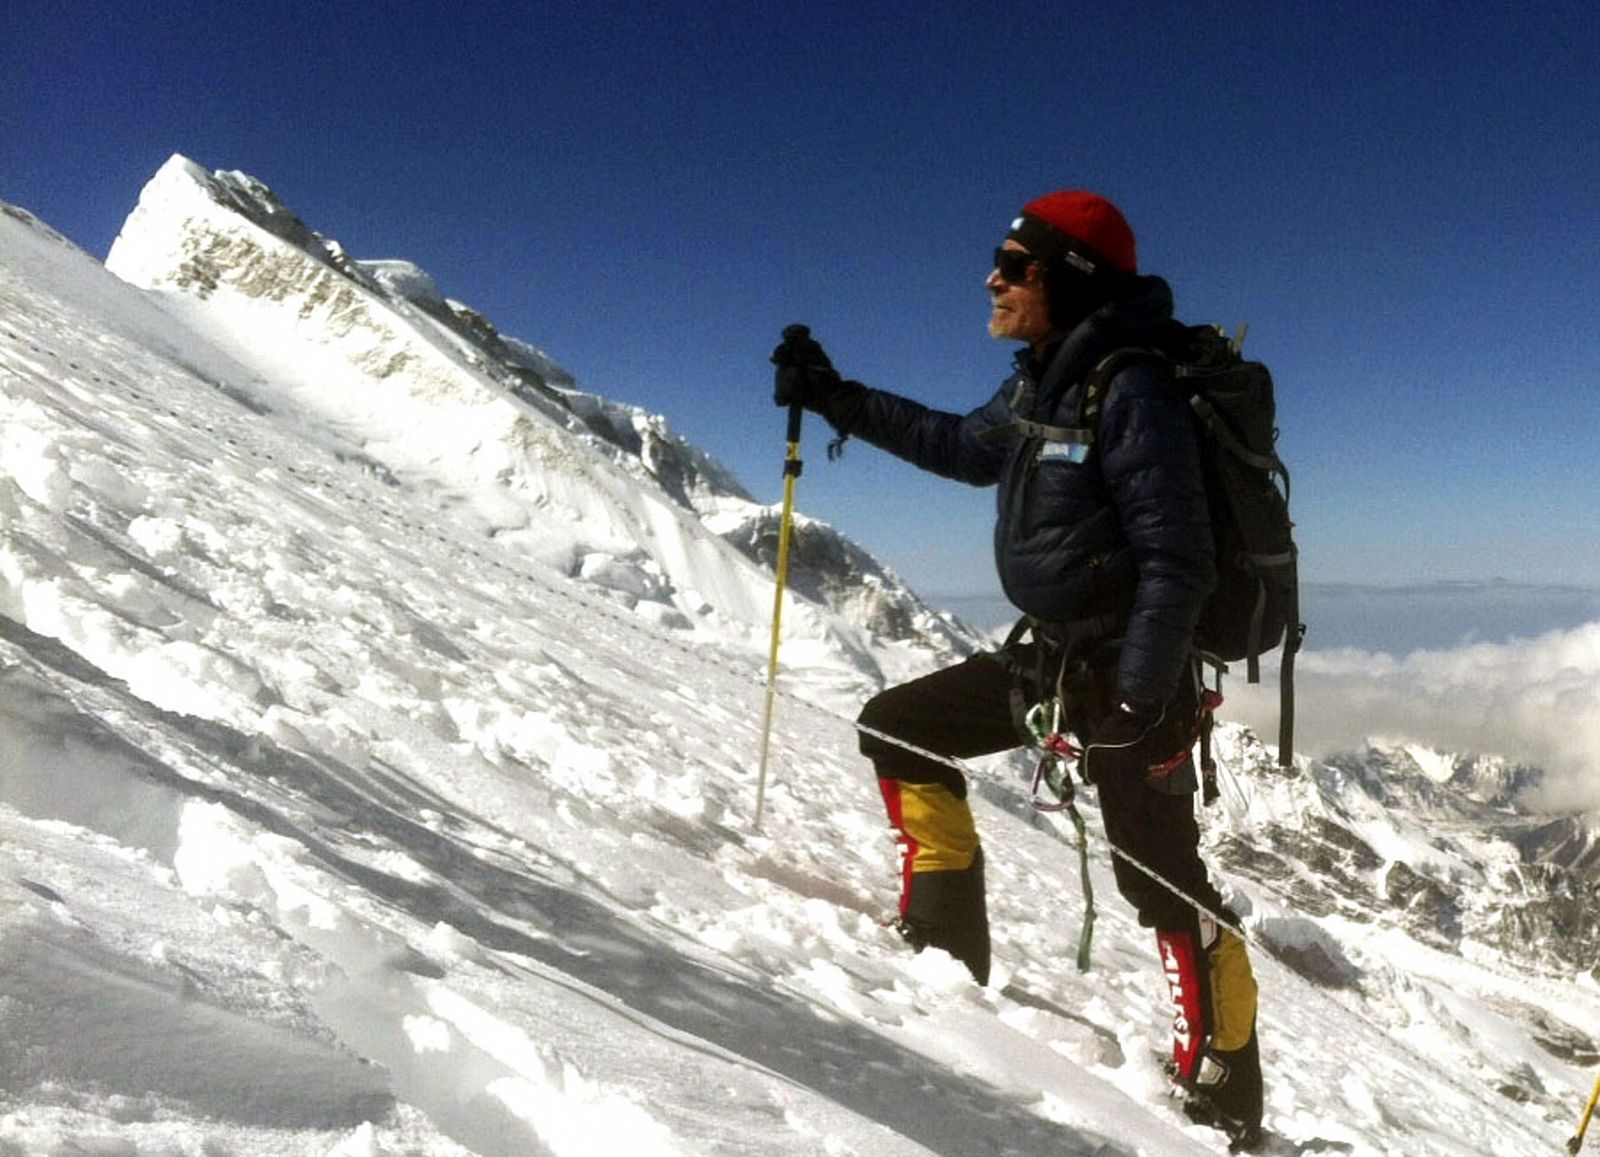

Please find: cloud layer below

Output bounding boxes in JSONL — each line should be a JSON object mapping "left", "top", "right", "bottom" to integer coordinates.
{"left": 1227, "top": 620, "right": 1600, "bottom": 811}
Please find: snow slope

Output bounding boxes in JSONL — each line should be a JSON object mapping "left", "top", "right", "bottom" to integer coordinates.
{"left": 0, "top": 176, "right": 1596, "bottom": 1157}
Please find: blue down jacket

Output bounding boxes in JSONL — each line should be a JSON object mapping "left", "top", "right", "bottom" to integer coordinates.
{"left": 848, "top": 276, "right": 1215, "bottom": 706}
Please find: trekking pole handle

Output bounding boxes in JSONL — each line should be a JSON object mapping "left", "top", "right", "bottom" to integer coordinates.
{"left": 776, "top": 323, "right": 816, "bottom": 456}
{"left": 786, "top": 398, "right": 805, "bottom": 453}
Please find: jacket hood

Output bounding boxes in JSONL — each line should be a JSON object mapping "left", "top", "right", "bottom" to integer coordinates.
{"left": 1031, "top": 274, "right": 1175, "bottom": 401}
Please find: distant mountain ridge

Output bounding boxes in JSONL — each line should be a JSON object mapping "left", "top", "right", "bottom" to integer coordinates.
{"left": 1201, "top": 730, "right": 1600, "bottom": 981}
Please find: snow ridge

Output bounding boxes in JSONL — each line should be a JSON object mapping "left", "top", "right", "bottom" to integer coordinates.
{"left": 104, "top": 155, "right": 977, "bottom": 692}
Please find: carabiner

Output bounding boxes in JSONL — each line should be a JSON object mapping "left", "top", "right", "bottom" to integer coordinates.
{"left": 1026, "top": 698, "right": 1083, "bottom": 811}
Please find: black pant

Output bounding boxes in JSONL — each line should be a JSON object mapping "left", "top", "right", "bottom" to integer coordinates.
{"left": 858, "top": 647, "right": 1227, "bottom": 932}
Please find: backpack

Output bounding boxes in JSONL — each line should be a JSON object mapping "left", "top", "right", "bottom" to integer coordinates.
{"left": 1083, "top": 324, "right": 1304, "bottom": 773}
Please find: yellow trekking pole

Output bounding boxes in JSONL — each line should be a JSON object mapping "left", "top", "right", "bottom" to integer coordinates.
{"left": 753, "top": 334, "right": 808, "bottom": 830}
{"left": 1569, "top": 1068, "right": 1600, "bottom": 1154}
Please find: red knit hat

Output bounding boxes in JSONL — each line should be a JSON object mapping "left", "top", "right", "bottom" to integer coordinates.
{"left": 1006, "top": 190, "right": 1137, "bottom": 276}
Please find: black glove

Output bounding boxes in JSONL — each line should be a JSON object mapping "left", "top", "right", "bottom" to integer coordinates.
{"left": 770, "top": 324, "right": 867, "bottom": 434}
{"left": 1081, "top": 698, "right": 1164, "bottom": 789}
{"left": 771, "top": 324, "right": 839, "bottom": 405}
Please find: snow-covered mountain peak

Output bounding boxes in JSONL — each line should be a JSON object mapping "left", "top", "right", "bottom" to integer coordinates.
{"left": 103, "top": 155, "right": 978, "bottom": 691}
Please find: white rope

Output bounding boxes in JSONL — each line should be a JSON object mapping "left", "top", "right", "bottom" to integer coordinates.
{"left": 853, "top": 718, "right": 1250, "bottom": 944}
{"left": 12, "top": 337, "right": 1531, "bottom": 1129}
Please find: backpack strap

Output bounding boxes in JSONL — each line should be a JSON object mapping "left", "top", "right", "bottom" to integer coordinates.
{"left": 1277, "top": 593, "right": 1305, "bottom": 770}
{"left": 975, "top": 417, "right": 1095, "bottom": 447}
{"left": 1080, "top": 346, "right": 1167, "bottom": 428}
{"left": 1186, "top": 385, "right": 1294, "bottom": 528}
{"left": 1186, "top": 387, "right": 1286, "bottom": 477}
{"left": 1093, "top": 355, "right": 1290, "bottom": 491}
{"left": 1195, "top": 656, "right": 1225, "bottom": 805}
{"left": 981, "top": 342, "right": 1144, "bottom": 450}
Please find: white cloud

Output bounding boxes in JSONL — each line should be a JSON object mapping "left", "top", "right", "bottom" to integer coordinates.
{"left": 1224, "top": 621, "right": 1600, "bottom": 810}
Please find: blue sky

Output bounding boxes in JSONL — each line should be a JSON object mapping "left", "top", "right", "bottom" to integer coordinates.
{"left": 5, "top": 1, "right": 1597, "bottom": 598}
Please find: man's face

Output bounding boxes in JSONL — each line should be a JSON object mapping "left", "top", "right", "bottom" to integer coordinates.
{"left": 986, "top": 240, "right": 1058, "bottom": 348}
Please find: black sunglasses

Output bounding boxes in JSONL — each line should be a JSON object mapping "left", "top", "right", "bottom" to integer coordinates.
{"left": 992, "top": 247, "right": 1040, "bottom": 283}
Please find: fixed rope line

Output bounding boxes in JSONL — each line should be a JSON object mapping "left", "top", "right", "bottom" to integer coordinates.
{"left": 14, "top": 340, "right": 1522, "bottom": 1124}
{"left": 19, "top": 337, "right": 1552, "bottom": 1141}
{"left": 852, "top": 719, "right": 1250, "bottom": 945}
{"left": 16, "top": 339, "right": 1554, "bottom": 1139}
{"left": 385, "top": 489, "right": 1253, "bottom": 945}
{"left": 295, "top": 504, "right": 1518, "bottom": 1114}
{"left": 385, "top": 534, "right": 1569, "bottom": 1128}
{"left": 471, "top": 526, "right": 1249, "bottom": 942}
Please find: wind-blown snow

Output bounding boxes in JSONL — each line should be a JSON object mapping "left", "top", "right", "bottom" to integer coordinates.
{"left": 0, "top": 170, "right": 1595, "bottom": 1156}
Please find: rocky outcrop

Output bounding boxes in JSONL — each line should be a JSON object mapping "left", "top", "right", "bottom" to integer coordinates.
{"left": 1206, "top": 728, "right": 1596, "bottom": 978}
